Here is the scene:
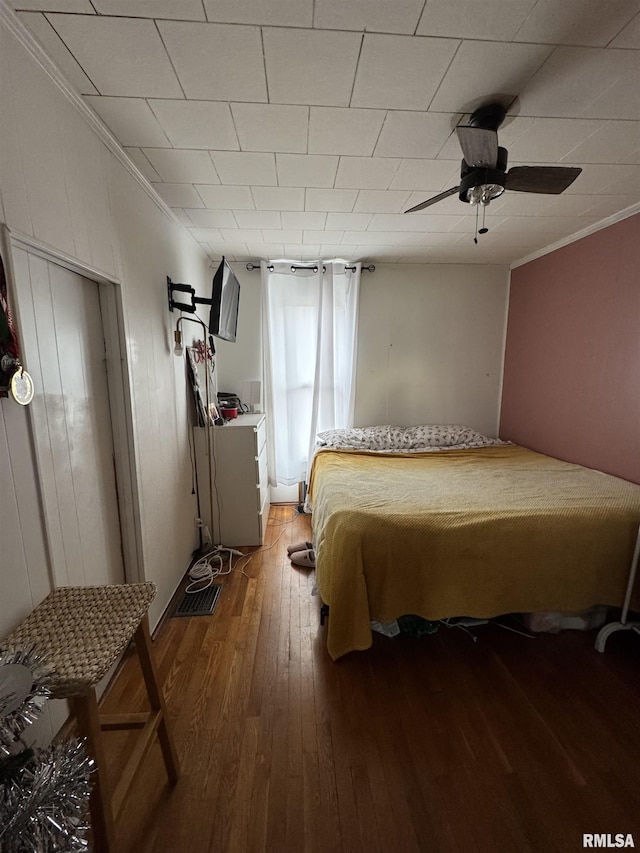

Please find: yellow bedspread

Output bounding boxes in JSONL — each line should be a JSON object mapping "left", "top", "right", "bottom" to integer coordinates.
{"left": 308, "top": 445, "right": 640, "bottom": 660}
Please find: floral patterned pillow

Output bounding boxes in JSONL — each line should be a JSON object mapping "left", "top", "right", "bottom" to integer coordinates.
{"left": 316, "top": 424, "right": 506, "bottom": 452}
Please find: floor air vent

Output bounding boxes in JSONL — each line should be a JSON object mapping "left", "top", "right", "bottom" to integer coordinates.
{"left": 174, "top": 584, "right": 222, "bottom": 617}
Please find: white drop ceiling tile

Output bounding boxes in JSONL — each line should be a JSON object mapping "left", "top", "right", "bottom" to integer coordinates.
{"left": 446, "top": 214, "right": 505, "bottom": 231}
{"left": 212, "top": 152, "right": 277, "bottom": 185}
{"left": 14, "top": 0, "right": 93, "bottom": 9}
{"left": 234, "top": 211, "right": 282, "bottom": 229}
{"left": 492, "top": 216, "right": 573, "bottom": 236}
{"left": 314, "top": 0, "right": 424, "bottom": 34}
{"left": 562, "top": 121, "right": 640, "bottom": 164}
{"left": 209, "top": 245, "right": 248, "bottom": 258}
{"left": 537, "top": 194, "right": 607, "bottom": 217}
{"left": 370, "top": 213, "right": 462, "bottom": 232}
{"left": 359, "top": 245, "right": 405, "bottom": 259}
{"left": 251, "top": 186, "right": 305, "bottom": 210}
{"left": 388, "top": 158, "right": 460, "bottom": 192}
{"left": 352, "top": 34, "right": 459, "bottom": 111}
{"left": 488, "top": 192, "right": 555, "bottom": 216}
{"left": 157, "top": 21, "right": 267, "bottom": 101}
{"left": 276, "top": 154, "right": 339, "bottom": 188}
{"left": 561, "top": 164, "right": 636, "bottom": 195}
{"left": 598, "top": 167, "right": 640, "bottom": 197}
{"left": 47, "top": 15, "right": 182, "bottom": 97}
{"left": 231, "top": 104, "right": 308, "bottom": 153}
{"left": 281, "top": 211, "right": 327, "bottom": 230}
{"left": 512, "top": 0, "right": 640, "bottom": 47}
{"left": 143, "top": 149, "right": 219, "bottom": 183}
{"left": 263, "top": 230, "right": 304, "bottom": 243}
{"left": 219, "top": 228, "right": 262, "bottom": 243}
{"left": 184, "top": 209, "right": 237, "bottom": 227}
{"left": 506, "top": 117, "right": 606, "bottom": 163}
{"left": 188, "top": 227, "right": 223, "bottom": 242}
{"left": 18, "top": 13, "right": 98, "bottom": 95}
{"left": 335, "top": 157, "right": 401, "bottom": 189}
{"left": 609, "top": 12, "right": 640, "bottom": 48}
{"left": 412, "top": 231, "right": 464, "bottom": 247}
{"left": 417, "top": 0, "right": 537, "bottom": 40}
{"left": 303, "top": 230, "right": 344, "bottom": 243}
{"left": 125, "top": 148, "right": 162, "bottom": 182}
{"left": 148, "top": 101, "right": 238, "bottom": 150}
{"left": 325, "top": 213, "right": 373, "bottom": 230}
{"left": 170, "top": 208, "right": 193, "bottom": 226}
{"left": 322, "top": 245, "right": 358, "bottom": 257}
{"left": 284, "top": 245, "right": 322, "bottom": 259}
{"left": 374, "top": 112, "right": 457, "bottom": 159}
{"left": 345, "top": 230, "right": 414, "bottom": 245}
{"left": 581, "top": 61, "right": 640, "bottom": 120}
{"left": 308, "top": 108, "right": 386, "bottom": 156}
{"left": 430, "top": 41, "right": 553, "bottom": 113}
{"left": 582, "top": 196, "right": 639, "bottom": 220}
{"left": 195, "top": 184, "right": 255, "bottom": 208}
{"left": 353, "top": 190, "right": 411, "bottom": 213}
{"left": 93, "top": 0, "right": 205, "bottom": 16}
{"left": 85, "top": 97, "right": 170, "bottom": 147}
{"left": 204, "top": 0, "right": 312, "bottom": 26}
{"left": 518, "top": 47, "right": 640, "bottom": 120}
{"left": 305, "top": 188, "right": 358, "bottom": 212}
{"left": 246, "top": 243, "right": 285, "bottom": 257}
{"left": 263, "top": 28, "right": 361, "bottom": 107}
{"left": 151, "top": 182, "right": 203, "bottom": 207}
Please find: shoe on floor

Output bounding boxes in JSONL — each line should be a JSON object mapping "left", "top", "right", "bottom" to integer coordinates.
{"left": 290, "top": 548, "right": 315, "bottom": 568}
{"left": 287, "top": 540, "right": 312, "bottom": 556}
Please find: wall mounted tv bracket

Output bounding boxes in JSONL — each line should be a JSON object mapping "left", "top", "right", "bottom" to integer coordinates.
{"left": 167, "top": 276, "right": 213, "bottom": 314}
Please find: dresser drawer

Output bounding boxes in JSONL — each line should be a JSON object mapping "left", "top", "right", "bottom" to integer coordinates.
{"left": 256, "top": 417, "right": 267, "bottom": 456}
{"left": 257, "top": 444, "right": 269, "bottom": 510}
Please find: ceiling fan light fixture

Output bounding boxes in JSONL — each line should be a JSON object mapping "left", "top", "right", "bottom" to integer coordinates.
{"left": 466, "top": 183, "right": 505, "bottom": 206}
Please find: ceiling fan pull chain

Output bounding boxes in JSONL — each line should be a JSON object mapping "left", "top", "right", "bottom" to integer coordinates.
{"left": 474, "top": 203, "right": 479, "bottom": 244}
{"left": 479, "top": 203, "right": 489, "bottom": 236}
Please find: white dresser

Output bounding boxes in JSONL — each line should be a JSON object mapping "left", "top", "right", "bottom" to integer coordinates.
{"left": 193, "top": 413, "right": 269, "bottom": 547}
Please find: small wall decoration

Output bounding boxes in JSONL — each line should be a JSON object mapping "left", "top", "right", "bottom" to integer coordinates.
{"left": 0, "top": 250, "right": 34, "bottom": 405}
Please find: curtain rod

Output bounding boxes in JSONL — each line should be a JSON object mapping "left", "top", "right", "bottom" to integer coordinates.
{"left": 245, "top": 262, "right": 375, "bottom": 273}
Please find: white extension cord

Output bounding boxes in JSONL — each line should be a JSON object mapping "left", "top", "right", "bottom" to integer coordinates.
{"left": 186, "top": 545, "right": 250, "bottom": 593}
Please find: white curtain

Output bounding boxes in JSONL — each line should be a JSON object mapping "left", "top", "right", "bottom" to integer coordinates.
{"left": 262, "top": 259, "right": 360, "bottom": 486}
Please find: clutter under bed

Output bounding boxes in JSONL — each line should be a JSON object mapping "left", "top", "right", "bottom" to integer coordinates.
{"left": 306, "top": 425, "right": 640, "bottom": 660}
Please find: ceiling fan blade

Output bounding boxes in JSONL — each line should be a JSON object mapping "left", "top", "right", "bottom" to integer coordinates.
{"left": 456, "top": 126, "right": 498, "bottom": 168}
{"left": 404, "top": 186, "right": 460, "bottom": 213}
{"left": 505, "top": 166, "right": 582, "bottom": 194}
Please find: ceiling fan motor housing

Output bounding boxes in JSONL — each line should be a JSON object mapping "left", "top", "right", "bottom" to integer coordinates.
{"left": 459, "top": 146, "right": 508, "bottom": 203}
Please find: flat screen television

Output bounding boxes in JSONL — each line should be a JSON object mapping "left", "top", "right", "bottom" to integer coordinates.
{"left": 209, "top": 257, "right": 240, "bottom": 343}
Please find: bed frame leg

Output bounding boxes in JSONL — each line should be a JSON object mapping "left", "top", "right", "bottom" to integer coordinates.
{"left": 320, "top": 603, "right": 329, "bottom": 626}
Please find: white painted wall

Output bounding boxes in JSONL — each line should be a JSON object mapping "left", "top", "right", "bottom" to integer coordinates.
{"left": 354, "top": 264, "right": 510, "bottom": 436}
{"left": 0, "top": 12, "right": 209, "bottom": 738}
{"left": 215, "top": 262, "right": 510, "bottom": 453}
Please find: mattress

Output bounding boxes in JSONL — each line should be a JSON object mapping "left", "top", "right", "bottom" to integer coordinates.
{"left": 308, "top": 445, "right": 640, "bottom": 660}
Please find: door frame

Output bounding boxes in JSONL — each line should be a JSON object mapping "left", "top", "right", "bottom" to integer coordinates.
{"left": 1, "top": 224, "right": 143, "bottom": 585}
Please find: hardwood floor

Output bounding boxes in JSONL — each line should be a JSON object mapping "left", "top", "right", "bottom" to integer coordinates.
{"left": 103, "top": 505, "right": 640, "bottom": 853}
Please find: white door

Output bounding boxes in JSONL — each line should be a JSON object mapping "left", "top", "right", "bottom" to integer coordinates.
{"left": 13, "top": 249, "right": 124, "bottom": 588}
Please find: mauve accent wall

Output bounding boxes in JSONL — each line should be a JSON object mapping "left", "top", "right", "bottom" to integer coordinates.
{"left": 500, "top": 213, "right": 640, "bottom": 485}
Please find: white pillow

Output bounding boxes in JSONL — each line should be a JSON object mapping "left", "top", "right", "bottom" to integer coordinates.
{"left": 316, "top": 424, "right": 505, "bottom": 452}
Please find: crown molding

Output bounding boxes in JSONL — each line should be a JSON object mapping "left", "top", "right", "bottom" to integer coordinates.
{"left": 510, "top": 201, "right": 640, "bottom": 270}
{"left": 0, "top": 1, "right": 198, "bottom": 241}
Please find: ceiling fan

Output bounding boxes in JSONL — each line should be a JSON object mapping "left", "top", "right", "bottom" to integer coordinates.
{"left": 405, "top": 103, "right": 582, "bottom": 221}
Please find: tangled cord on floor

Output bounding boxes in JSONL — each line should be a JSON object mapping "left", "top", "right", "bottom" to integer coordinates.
{"left": 186, "top": 546, "right": 252, "bottom": 593}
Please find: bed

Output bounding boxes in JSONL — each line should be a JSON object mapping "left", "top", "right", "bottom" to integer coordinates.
{"left": 306, "top": 425, "right": 640, "bottom": 660}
